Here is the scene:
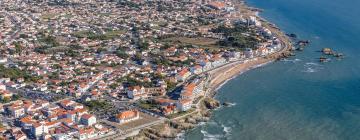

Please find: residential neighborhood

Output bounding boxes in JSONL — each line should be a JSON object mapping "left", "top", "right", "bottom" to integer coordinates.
{"left": 0, "top": 0, "right": 287, "bottom": 139}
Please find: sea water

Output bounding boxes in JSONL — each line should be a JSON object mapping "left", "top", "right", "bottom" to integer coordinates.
{"left": 183, "top": 0, "right": 360, "bottom": 139}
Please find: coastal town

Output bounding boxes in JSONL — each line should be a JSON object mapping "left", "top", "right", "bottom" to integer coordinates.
{"left": 0, "top": 0, "right": 291, "bottom": 139}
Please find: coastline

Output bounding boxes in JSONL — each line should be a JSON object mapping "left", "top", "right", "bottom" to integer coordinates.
{"left": 127, "top": 1, "right": 293, "bottom": 139}
{"left": 212, "top": 60, "right": 274, "bottom": 92}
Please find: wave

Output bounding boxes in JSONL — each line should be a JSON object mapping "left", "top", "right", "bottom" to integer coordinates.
{"left": 221, "top": 124, "right": 232, "bottom": 136}
{"left": 305, "top": 62, "right": 320, "bottom": 66}
{"left": 281, "top": 58, "right": 302, "bottom": 63}
{"left": 201, "top": 130, "right": 223, "bottom": 140}
{"left": 303, "top": 62, "right": 324, "bottom": 73}
{"left": 175, "top": 131, "right": 185, "bottom": 140}
{"left": 303, "top": 67, "right": 317, "bottom": 73}
{"left": 250, "top": 60, "right": 274, "bottom": 69}
{"left": 226, "top": 102, "right": 237, "bottom": 107}
{"left": 207, "top": 121, "right": 219, "bottom": 126}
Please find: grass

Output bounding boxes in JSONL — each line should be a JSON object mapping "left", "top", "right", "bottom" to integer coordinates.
{"left": 41, "top": 13, "right": 59, "bottom": 20}
{"left": 73, "top": 30, "right": 126, "bottom": 40}
{"left": 84, "top": 100, "right": 112, "bottom": 111}
{"left": 162, "top": 37, "right": 220, "bottom": 50}
{"left": 138, "top": 101, "right": 158, "bottom": 110}
{"left": 167, "top": 108, "right": 196, "bottom": 119}
{"left": 0, "top": 65, "right": 40, "bottom": 82}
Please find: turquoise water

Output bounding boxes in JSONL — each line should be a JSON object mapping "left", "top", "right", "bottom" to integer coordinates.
{"left": 184, "top": 0, "right": 360, "bottom": 140}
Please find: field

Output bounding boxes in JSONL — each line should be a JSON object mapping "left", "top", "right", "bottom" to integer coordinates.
{"left": 41, "top": 13, "right": 59, "bottom": 20}
{"left": 116, "top": 112, "right": 161, "bottom": 131}
{"left": 163, "top": 37, "right": 220, "bottom": 49}
{"left": 73, "top": 30, "right": 126, "bottom": 40}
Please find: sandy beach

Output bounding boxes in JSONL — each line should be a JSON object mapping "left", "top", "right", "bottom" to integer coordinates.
{"left": 207, "top": 50, "right": 289, "bottom": 98}
{"left": 205, "top": 0, "right": 293, "bottom": 96}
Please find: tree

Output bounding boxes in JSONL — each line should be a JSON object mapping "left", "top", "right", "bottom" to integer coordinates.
{"left": 115, "top": 50, "right": 129, "bottom": 59}
{"left": 14, "top": 42, "right": 23, "bottom": 54}
{"left": 138, "top": 40, "right": 149, "bottom": 51}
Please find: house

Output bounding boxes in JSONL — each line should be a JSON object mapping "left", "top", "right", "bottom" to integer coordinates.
{"left": 127, "top": 86, "right": 146, "bottom": 100}
{"left": 161, "top": 105, "right": 177, "bottom": 115}
{"left": 0, "top": 57, "right": 7, "bottom": 64}
{"left": 257, "top": 47, "right": 269, "bottom": 56}
{"left": 249, "top": 16, "right": 262, "bottom": 27}
{"left": 211, "top": 54, "right": 226, "bottom": 67}
{"left": 164, "top": 47, "right": 177, "bottom": 56}
{"left": 77, "top": 127, "right": 96, "bottom": 140}
{"left": 144, "top": 87, "right": 166, "bottom": 96}
{"left": 59, "top": 100, "right": 76, "bottom": 110}
{"left": 155, "top": 98, "right": 176, "bottom": 106}
{"left": 190, "top": 65, "right": 203, "bottom": 74}
{"left": 80, "top": 114, "right": 96, "bottom": 126}
{"left": 11, "top": 129, "right": 27, "bottom": 140}
{"left": 244, "top": 48, "right": 253, "bottom": 58}
{"left": 0, "top": 104, "right": 3, "bottom": 113}
{"left": 199, "top": 59, "right": 212, "bottom": 71}
{"left": 0, "top": 84, "right": 6, "bottom": 90}
{"left": 116, "top": 110, "right": 140, "bottom": 124}
{"left": 8, "top": 106, "right": 25, "bottom": 118}
{"left": 53, "top": 133, "right": 72, "bottom": 140}
{"left": 0, "top": 90, "right": 13, "bottom": 99}
{"left": 176, "top": 68, "right": 191, "bottom": 81}
{"left": 176, "top": 99, "right": 192, "bottom": 111}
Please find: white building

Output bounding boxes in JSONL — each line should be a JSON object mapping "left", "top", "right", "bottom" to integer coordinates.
{"left": 244, "top": 48, "right": 254, "bottom": 58}
{"left": 0, "top": 84, "right": 6, "bottom": 90}
{"left": 80, "top": 114, "right": 97, "bottom": 126}
{"left": 176, "top": 99, "right": 192, "bottom": 111}
{"left": 8, "top": 106, "right": 25, "bottom": 118}
{"left": 31, "top": 123, "right": 48, "bottom": 136}
{"left": 249, "top": 16, "right": 262, "bottom": 27}
{"left": 0, "top": 58, "right": 7, "bottom": 64}
{"left": 127, "top": 86, "right": 146, "bottom": 100}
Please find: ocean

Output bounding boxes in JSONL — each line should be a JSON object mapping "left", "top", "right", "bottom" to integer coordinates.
{"left": 183, "top": 0, "right": 360, "bottom": 140}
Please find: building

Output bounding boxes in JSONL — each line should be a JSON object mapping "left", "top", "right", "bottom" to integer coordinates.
{"left": 0, "top": 57, "right": 7, "bottom": 64}
{"left": 116, "top": 110, "right": 140, "bottom": 124}
{"left": 0, "top": 90, "right": 13, "bottom": 99}
{"left": 8, "top": 106, "right": 25, "bottom": 118}
{"left": 176, "top": 68, "right": 191, "bottom": 81}
{"left": 244, "top": 48, "right": 253, "bottom": 58}
{"left": 127, "top": 86, "right": 146, "bottom": 100}
{"left": 190, "top": 65, "right": 203, "bottom": 75}
{"left": 176, "top": 99, "right": 192, "bottom": 111}
{"left": 80, "top": 114, "right": 96, "bottom": 126}
{"left": 0, "top": 84, "right": 6, "bottom": 90}
{"left": 59, "top": 100, "right": 76, "bottom": 110}
{"left": 30, "top": 123, "right": 48, "bottom": 136}
{"left": 77, "top": 127, "right": 96, "bottom": 140}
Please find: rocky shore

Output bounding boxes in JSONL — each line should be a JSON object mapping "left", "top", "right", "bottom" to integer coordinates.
{"left": 129, "top": 97, "right": 219, "bottom": 140}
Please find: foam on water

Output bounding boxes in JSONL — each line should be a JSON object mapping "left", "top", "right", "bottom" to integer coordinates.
{"left": 221, "top": 124, "right": 232, "bottom": 136}
{"left": 201, "top": 130, "right": 222, "bottom": 140}
{"left": 281, "top": 58, "right": 302, "bottom": 63}
{"left": 302, "top": 62, "right": 324, "bottom": 73}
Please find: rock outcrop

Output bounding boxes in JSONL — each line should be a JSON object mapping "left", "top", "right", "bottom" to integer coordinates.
{"left": 203, "top": 98, "right": 220, "bottom": 109}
